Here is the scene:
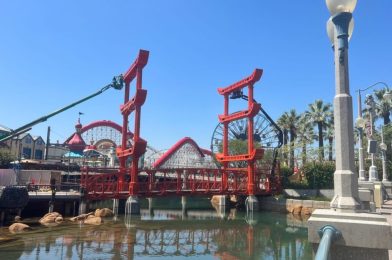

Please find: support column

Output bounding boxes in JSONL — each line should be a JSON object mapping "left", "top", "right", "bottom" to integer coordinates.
{"left": 125, "top": 195, "right": 140, "bottom": 216}
{"left": 148, "top": 197, "right": 154, "bottom": 217}
{"left": 113, "top": 198, "right": 119, "bottom": 216}
{"left": 79, "top": 199, "right": 88, "bottom": 215}
{"left": 246, "top": 195, "right": 259, "bottom": 212}
{"left": 181, "top": 196, "right": 187, "bottom": 219}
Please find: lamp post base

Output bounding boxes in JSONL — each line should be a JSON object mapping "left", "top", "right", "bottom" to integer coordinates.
{"left": 330, "top": 195, "right": 361, "bottom": 212}
{"left": 369, "top": 166, "right": 378, "bottom": 182}
{"left": 358, "top": 170, "right": 366, "bottom": 181}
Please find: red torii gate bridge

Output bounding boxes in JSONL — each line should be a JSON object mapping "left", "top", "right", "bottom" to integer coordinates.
{"left": 80, "top": 50, "right": 281, "bottom": 201}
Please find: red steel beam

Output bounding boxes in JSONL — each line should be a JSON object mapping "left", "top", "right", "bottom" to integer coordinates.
{"left": 217, "top": 69, "right": 263, "bottom": 95}
{"left": 123, "top": 50, "right": 149, "bottom": 84}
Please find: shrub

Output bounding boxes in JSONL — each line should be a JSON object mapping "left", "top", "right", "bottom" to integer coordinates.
{"left": 280, "top": 165, "right": 293, "bottom": 187}
{"left": 0, "top": 150, "right": 15, "bottom": 168}
{"left": 302, "top": 161, "right": 335, "bottom": 189}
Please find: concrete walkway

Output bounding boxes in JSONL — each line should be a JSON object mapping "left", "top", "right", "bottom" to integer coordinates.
{"left": 377, "top": 200, "right": 392, "bottom": 259}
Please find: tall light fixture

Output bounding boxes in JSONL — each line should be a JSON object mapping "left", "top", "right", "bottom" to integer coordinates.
{"left": 325, "top": 0, "right": 361, "bottom": 212}
{"left": 356, "top": 82, "right": 391, "bottom": 182}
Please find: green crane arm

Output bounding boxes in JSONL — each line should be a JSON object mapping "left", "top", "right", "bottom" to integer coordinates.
{"left": 0, "top": 75, "right": 124, "bottom": 143}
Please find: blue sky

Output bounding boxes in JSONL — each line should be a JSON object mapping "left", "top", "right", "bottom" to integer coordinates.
{"left": 0, "top": 1, "right": 391, "bottom": 150}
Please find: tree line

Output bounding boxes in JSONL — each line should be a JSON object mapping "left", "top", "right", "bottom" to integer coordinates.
{"left": 277, "top": 87, "right": 392, "bottom": 172}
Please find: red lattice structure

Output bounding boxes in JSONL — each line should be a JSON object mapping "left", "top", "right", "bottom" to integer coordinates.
{"left": 215, "top": 69, "right": 265, "bottom": 196}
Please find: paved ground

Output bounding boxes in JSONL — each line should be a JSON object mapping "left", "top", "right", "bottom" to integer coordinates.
{"left": 377, "top": 200, "right": 392, "bottom": 259}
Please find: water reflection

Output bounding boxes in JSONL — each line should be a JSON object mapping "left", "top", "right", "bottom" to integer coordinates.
{"left": 0, "top": 210, "right": 313, "bottom": 259}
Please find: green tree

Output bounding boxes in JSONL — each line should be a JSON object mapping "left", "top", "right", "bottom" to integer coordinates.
{"left": 373, "top": 88, "right": 391, "bottom": 125}
{"left": 286, "top": 109, "right": 300, "bottom": 168}
{"left": 305, "top": 100, "right": 332, "bottom": 162}
{"left": 0, "top": 149, "right": 15, "bottom": 168}
{"left": 297, "top": 114, "right": 315, "bottom": 165}
{"left": 277, "top": 113, "right": 290, "bottom": 166}
{"left": 325, "top": 116, "right": 334, "bottom": 161}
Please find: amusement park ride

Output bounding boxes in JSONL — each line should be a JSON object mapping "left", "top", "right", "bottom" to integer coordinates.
{"left": 1, "top": 49, "right": 283, "bottom": 213}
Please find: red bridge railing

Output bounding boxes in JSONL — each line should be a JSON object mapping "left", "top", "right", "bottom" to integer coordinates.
{"left": 80, "top": 167, "right": 281, "bottom": 200}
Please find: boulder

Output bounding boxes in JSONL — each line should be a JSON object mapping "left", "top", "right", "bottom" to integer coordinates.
{"left": 292, "top": 205, "right": 303, "bottom": 215}
{"left": 94, "top": 208, "right": 114, "bottom": 218}
{"left": 286, "top": 204, "right": 294, "bottom": 213}
{"left": 55, "top": 216, "right": 63, "bottom": 223}
{"left": 301, "top": 207, "right": 313, "bottom": 216}
{"left": 84, "top": 215, "right": 102, "bottom": 225}
{"left": 9, "top": 223, "right": 30, "bottom": 233}
{"left": 39, "top": 212, "right": 63, "bottom": 224}
{"left": 69, "top": 212, "right": 94, "bottom": 222}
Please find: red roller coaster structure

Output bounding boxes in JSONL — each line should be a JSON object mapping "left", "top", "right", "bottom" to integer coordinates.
{"left": 80, "top": 50, "right": 281, "bottom": 201}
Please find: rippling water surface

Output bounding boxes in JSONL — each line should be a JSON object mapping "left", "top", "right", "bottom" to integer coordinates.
{"left": 0, "top": 208, "right": 313, "bottom": 259}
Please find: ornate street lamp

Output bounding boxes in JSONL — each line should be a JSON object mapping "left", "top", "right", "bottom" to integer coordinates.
{"left": 325, "top": 0, "right": 361, "bottom": 212}
{"left": 356, "top": 82, "right": 390, "bottom": 182}
{"left": 308, "top": 2, "right": 392, "bottom": 253}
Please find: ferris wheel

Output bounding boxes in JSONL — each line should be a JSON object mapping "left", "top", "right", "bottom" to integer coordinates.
{"left": 210, "top": 106, "right": 283, "bottom": 170}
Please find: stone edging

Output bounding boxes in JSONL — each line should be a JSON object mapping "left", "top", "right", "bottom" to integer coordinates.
{"left": 259, "top": 197, "right": 330, "bottom": 216}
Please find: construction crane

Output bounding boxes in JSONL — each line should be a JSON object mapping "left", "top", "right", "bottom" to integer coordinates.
{"left": 0, "top": 75, "right": 124, "bottom": 143}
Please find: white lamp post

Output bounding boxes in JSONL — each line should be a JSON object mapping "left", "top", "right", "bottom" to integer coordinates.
{"left": 308, "top": 2, "right": 392, "bottom": 253}
{"left": 326, "top": 0, "right": 361, "bottom": 212}
{"left": 380, "top": 126, "right": 388, "bottom": 182}
{"left": 356, "top": 82, "right": 391, "bottom": 182}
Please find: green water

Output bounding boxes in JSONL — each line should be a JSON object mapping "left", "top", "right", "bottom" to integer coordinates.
{"left": 0, "top": 208, "right": 313, "bottom": 260}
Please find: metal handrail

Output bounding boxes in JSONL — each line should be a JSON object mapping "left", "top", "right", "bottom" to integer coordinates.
{"left": 315, "top": 225, "right": 342, "bottom": 260}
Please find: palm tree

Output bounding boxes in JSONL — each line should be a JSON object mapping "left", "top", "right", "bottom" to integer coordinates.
{"left": 373, "top": 88, "right": 391, "bottom": 125}
{"left": 305, "top": 100, "right": 333, "bottom": 161}
{"left": 286, "top": 109, "right": 300, "bottom": 168}
{"left": 325, "top": 116, "right": 334, "bottom": 161}
{"left": 297, "top": 115, "right": 315, "bottom": 165}
{"left": 277, "top": 113, "right": 290, "bottom": 166}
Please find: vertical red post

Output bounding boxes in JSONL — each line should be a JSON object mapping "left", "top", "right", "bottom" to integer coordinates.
{"left": 247, "top": 84, "right": 255, "bottom": 195}
{"left": 117, "top": 50, "right": 149, "bottom": 196}
{"left": 222, "top": 94, "right": 229, "bottom": 191}
{"left": 119, "top": 81, "right": 130, "bottom": 192}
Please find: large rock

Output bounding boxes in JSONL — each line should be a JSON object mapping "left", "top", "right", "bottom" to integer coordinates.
{"left": 39, "top": 212, "right": 63, "bottom": 224}
{"left": 292, "top": 205, "right": 303, "bottom": 215}
{"left": 84, "top": 215, "right": 102, "bottom": 225}
{"left": 94, "top": 208, "right": 114, "bottom": 217}
{"left": 9, "top": 223, "right": 30, "bottom": 233}
{"left": 69, "top": 212, "right": 94, "bottom": 222}
{"left": 301, "top": 207, "right": 313, "bottom": 216}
